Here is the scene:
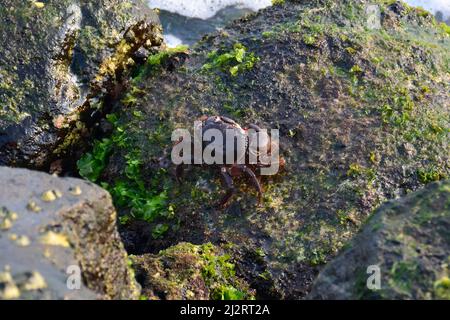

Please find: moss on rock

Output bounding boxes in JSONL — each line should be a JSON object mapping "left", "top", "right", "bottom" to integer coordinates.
{"left": 309, "top": 180, "right": 450, "bottom": 299}
{"left": 131, "top": 242, "right": 254, "bottom": 300}
{"left": 0, "top": 0, "right": 163, "bottom": 169}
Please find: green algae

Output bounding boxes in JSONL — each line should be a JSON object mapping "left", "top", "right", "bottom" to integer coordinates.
{"left": 202, "top": 43, "right": 259, "bottom": 76}
{"left": 131, "top": 242, "right": 254, "bottom": 300}
{"left": 133, "top": 45, "right": 189, "bottom": 82}
{"left": 77, "top": 113, "right": 174, "bottom": 235}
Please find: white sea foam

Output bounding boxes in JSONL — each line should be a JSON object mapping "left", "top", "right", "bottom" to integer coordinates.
{"left": 164, "top": 34, "right": 184, "bottom": 47}
{"left": 148, "top": 0, "right": 272, "bottom": 19}
{"left": 405, "top": 0, "right": 450, "bottom": 19}
{"left": 149, "top": 0, "right": 449, "bottom": 20}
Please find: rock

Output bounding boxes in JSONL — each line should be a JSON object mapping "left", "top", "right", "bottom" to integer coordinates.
{"left": 80, "top": 0, "right": 449, "bottom": 298}
{"left": 308, "top": 180, "right": 450, "bottom": 300}
{"left": 0, "top": 166, "right": 139, "bottom": 299}
{"left": 0, "top": 0, "right": 163, "bottom": 169}
{"left": 130, "top": 242, "right": 254, "bottom": 300}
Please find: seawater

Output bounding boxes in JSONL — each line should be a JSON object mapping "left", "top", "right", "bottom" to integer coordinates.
{"left": 147, "top": 0, "right": 450, "bottom": 47}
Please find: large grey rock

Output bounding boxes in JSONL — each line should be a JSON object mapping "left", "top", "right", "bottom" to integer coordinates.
{"left": 308, "top": 180, "right": 450, "bottom": 300}
{"left": 0, "top": 0, "right": 163, "bottom": 169}
{"left": 0, "top": 166, "right": 140, "bottom": 300}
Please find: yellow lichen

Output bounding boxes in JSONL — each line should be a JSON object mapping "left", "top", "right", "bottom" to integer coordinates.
{"left": 0, "top": 271, "right": 13, "bottom": 283}
{"left": 27, "top": 201, "right": 41, "bottom": 212}
{"left": 1, "top": 283, "right": 20, "bottom": 299}
{"left": 41, "top": 190, "right": 61, "bottom": 202}
{"left": 69, "top": 186, "right": 82, "bottom": 196}
{"left": 40, "top": 231, "right": 70, "bottom": 247}
{"left": 1, "top": 208, "right": 18, "bottom": 230}
{"left": 0, "top": 218, "right": 13, "bottom": 230}
{"left": 23, "top": 271, "right": 47, "bottom": 291}
{"left": 15, "top": 235, "right": 31, "bottom": 247}
{"left": 33, "top": 2, "right": 45, "bottom": 9}
{"left": 43, "top": 248, "right": 51, "bottom": 258}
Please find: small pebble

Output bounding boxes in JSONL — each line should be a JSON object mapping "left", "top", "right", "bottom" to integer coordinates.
{"left": 15, "top": 235, "right": 31, "bottom": 247}
{"left": 69, "top": 186, "right": 82, "bottom": 196}
{"left": 43, "top": 248, "right": 51, "bottom": 259}
{"left": 0, "top": 218, "right": 13, "bottom": 230}
{"left": 40, "top": 231, "right": 70, "bottom": 247}
{"left": 27, "top": 201, "right": 41, "bottom": 212}
{"left": 22, "top": 271, "right": 47, "bottom": 291}
{"left": 41, "top": 190, "right": 57, "bottom": 202}
{"left": 0, "top": 208, "right": 18, "bottom": 230}
{"left": 0, "top": 281, "right": 20, "bottom": 300}
{"left": 0, "top": 271, "right": 13, "bottom": 283}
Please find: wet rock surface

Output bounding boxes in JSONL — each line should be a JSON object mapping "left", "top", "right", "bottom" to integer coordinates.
{"left": 0, "top": 166, "right": 139, "bottom": 299}
{"left": 0, "top": 0, "right": 163, "bottom": 169}
{"left": 89, "top": 0, "right": 449, "bottom": 299}
{"left": 131, "top": 242, "right": 254, "bottom": 300}
{"left": 309, "top": 180, "right": 450, "bottom": 300}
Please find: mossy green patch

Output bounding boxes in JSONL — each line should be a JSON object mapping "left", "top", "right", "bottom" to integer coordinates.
{"left": 417, "top": 167, "right": 447, "bottom": 184}
{"left": 133, "top": 45, "right": 188, "bottom": 82}
{"left": 132, "top": 242, "right": 254, "bottom": 300}
{"left": 434, "top": 276, "right": 450, "bottom": 299}
{"left": 77, "top": 113, "right": 174, "bottom": 237}
{"left": 389, "top": 260, "right": 419, "bottom": 293}
{"left": 202, "top": 43, "right": 259, "bottom": 76}
{"left": 77, "top": 138, "right": 113, "bottom": 182}
{"left": 271, "top": 0, "right": 285, "bottom": 6}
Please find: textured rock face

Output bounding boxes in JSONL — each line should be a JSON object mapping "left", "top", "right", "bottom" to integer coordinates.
{"left": 131, "top": 242, "right": 254, "bottom": 300}
{"left": 84, "top": 0, "right": 449, "bottom": 298}
{"left": 308, "top": 180, "right": 450, "bottom": 300}
{"left": 0, "top": 166, "right": 140, "bottom": 300}
{"left": 0, "top": 0, "right": 163, "bottom": 169}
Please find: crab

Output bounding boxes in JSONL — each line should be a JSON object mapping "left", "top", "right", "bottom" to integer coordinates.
{"left": 175, "top": 115, "right": 285, "bottom": 208}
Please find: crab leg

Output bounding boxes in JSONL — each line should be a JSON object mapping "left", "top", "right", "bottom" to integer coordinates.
{"left": 220, "top": 116, "right": 239, "bottom": 126}
{"left": 247, "top": 123, "right": 262, "bottom": 132}
{"left": 240, "top": 165, "right": 263, "bottom": 197}
{"left": 217, "top": 167, "right": 236, "bottom": 208}
{"left": 175, "top": 150, "right": 196, "bottom": 183}
{"left": 175, "top": 164, "right": 184, "bottom": 183}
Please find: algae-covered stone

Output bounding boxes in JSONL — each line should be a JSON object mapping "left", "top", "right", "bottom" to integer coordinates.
{"left": 309, "top": 180, "right": 450, "bottom": 300}
{"left": 96, "top": 0, "right": 449, "bottom": 298}
{"left": 0, "top": 0, "right": 163, "bottom": 169}
{"left": 131, "top": 242, "right": 254, "bottom": 300}
{"left": 0, "top": 166, "right": 140, "bottom": 299}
